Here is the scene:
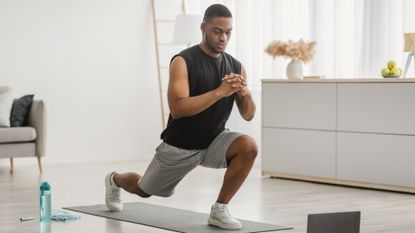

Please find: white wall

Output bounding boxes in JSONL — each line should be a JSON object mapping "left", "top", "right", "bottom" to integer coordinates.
{"left": 0, "top": 0, "right": 163, "bottom": 165}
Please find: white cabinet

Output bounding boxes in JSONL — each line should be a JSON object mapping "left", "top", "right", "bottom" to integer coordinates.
{"left": 337, "top": 83, "right": 415, "bottom": 135}
{"left": 337, "top": 132, "right": 415, "bottom": 187}
{"left": 262, "top": 83, "right": 336, "bottom": 130}
{"left": 262, "top": 79, "right": 415, "bottom": 193}
{"left": 262, "top": 128, "right": 336, "bottom": 178}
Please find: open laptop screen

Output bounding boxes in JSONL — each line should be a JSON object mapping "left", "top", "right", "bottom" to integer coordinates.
{"left": 307, "top": 211, "right": 360, "bottom": 233}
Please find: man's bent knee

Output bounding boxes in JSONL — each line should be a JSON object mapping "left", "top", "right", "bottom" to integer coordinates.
{"left": 240, "top": 136, "right": 258, "bottom": 159}
{"left": 137, "top": 187, "right": 151, "bottom": 198}
{"left": 233, "top": 135, "right": 258, "bottom": 161}
{"left": 138, "top": 193, "right": 151, "bottom": 198}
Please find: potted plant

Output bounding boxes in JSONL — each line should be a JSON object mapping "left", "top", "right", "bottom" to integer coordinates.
{"left": 265, "top": 39, "right": 316, "bottom": 79}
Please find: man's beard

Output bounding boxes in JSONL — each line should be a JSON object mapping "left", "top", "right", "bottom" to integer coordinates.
{"left": 205, "top": 35, "right": 224, "bottom": 54}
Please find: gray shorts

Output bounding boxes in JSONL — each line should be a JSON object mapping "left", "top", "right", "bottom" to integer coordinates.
{"left": 138, "top": 129, "right": 243, "bottom": 197}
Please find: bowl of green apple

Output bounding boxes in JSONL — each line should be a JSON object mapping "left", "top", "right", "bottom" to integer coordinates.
{"left": 381, "top": 60, "right": 402, "bottom": 78}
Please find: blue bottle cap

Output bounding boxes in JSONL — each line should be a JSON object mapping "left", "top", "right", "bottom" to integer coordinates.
{"left": 40, "top": 181, "right": 51, "bottom": 191}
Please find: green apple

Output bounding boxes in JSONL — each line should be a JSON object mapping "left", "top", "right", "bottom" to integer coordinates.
{"left": 387, "top": 60, "right": 396, "bottom": 69}
{"left": 391, "top": 67, "right": 402, "bottom": 76}
{"left": 381, "top": 67, "right": 391, "bottom": 76}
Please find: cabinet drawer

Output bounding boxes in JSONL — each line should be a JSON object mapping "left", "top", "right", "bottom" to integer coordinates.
{"left": 262, "top": 83, "right": 336, "bottom": 130}
{"left": 337, "top": 132, "right": 415, "bottom": 187}
{"left": 262, "top": 128, "right": 336, "bottom": 178}
{"left": 337, "top": 83, "right": 415, "bottom": 135}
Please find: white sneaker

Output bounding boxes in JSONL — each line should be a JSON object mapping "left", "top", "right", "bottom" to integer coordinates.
{"left": 208, "top": 203, "right": 242, "bottom": 230}
{"left": 105, "top": 172, "right": 123, "bottom": 211}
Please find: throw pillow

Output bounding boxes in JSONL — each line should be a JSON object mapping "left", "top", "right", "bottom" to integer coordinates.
{"left": 10, "top": 94, "right": 35, "bottom": 127}
{"left": 0, "top": 86, "right": 14, "bottom": 127}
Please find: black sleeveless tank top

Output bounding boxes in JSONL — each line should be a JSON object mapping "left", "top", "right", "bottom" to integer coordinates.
{"left": 160, "top": 45, "right": 241, "bottom": 149}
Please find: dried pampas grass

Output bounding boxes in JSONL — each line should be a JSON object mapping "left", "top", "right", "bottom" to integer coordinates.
{"left": 265, "top": 39, "right": 316, "bottom": 63}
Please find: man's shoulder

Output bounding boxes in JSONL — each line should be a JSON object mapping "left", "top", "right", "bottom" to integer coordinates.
{"left": 181, "top": 45, "right": 199, "bottom": 56}
{"left": 170, "top": 46, "right": 198, "bottom": 65}
{"left": 173, "top": 45, "right": 201, "bottom": 63}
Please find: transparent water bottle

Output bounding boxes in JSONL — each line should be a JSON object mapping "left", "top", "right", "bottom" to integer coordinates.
{"left": 40, "top": 181, "right": 51, "bottom": 222}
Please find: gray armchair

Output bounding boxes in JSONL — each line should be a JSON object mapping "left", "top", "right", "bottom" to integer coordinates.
{"left": 0, "top": 100, "right": 46, "bottom": 174}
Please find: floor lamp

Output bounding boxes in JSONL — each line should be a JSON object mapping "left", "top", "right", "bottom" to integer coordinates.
{"left": 403, "top": 33, "right": 415, "bottom": 78}
{"left": 172, "top": 0, "right": 201, "bottom": 48}
{"left": 172, "top": 14, "right": 202, "bottom": 47}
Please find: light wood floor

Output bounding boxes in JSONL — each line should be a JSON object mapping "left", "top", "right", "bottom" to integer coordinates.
{"left": 1, "top": 160, "right": 415, "bottom": 233}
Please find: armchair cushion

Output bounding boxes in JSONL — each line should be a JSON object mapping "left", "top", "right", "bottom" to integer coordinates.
{"left": 10, "top": 95, "right": 34, "bottom": 127}
{"left": 0, "top": 127, "right": 36, "bottom": 143}
{"left": 0, "top": 86, "right": 14, "bottom": 127}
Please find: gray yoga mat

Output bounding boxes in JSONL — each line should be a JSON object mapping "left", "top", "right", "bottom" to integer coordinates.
{"left": 64, "top": 202, "right": 292, "bottom": 233}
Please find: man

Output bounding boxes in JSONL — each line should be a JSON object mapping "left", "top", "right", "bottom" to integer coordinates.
{"left": 105, "top": 4, "right": 257, "bottom": 230}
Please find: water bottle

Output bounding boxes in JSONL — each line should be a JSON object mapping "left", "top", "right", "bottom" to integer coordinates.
{"left": 40, "top": 181, "right": 51, "bottom": 222}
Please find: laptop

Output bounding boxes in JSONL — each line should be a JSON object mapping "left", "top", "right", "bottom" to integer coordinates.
{"left": 307, "top": 211, "right": 361, "bottom": 233}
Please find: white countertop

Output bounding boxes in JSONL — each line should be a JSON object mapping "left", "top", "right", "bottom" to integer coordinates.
{"left": 262, "top": 78, "right": 415, "bottom": 83}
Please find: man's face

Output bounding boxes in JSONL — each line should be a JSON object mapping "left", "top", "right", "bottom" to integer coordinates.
{"left": 201, "top": 17, "right": 232, "bottom": 54}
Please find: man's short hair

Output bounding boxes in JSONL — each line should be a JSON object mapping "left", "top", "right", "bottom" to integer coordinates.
{"left": 203, "top": 4, "right": 232, "bottom": 22}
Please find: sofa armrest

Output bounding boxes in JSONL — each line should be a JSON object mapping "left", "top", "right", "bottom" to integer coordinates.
{"left": 27, "top": 100, "right": 46, "bottom": 157}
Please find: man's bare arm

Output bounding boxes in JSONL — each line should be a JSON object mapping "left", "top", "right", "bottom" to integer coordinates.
{"left": 234, "top": 65, "right": 256, "bottom": 121}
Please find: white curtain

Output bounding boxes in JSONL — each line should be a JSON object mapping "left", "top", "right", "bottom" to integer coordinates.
{"left": 228, "top": 0, "right": 404, "bottom": 81}
{"left": 187, "top": 0, "right": 408, "bottom": 82}
{"left": 361, "top": 0, "right": 404, "bottom": 77}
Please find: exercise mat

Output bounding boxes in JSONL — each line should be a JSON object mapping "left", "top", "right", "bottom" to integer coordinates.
{"left": 64, "top": 202, "right": 292, "bottom": 233}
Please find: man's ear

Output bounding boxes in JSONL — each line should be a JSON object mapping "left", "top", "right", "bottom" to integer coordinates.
{"left": 200, "top": 22, "right": 206, "bottom": 31}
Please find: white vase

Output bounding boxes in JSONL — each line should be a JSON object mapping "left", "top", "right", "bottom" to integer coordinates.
{"left": 286, "top": 58, "right": 303, "bottom": 79}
